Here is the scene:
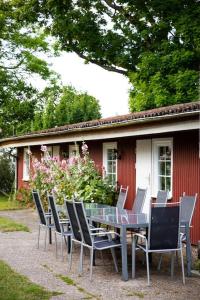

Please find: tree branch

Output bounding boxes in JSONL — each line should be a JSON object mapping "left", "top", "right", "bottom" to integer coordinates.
{"left": 0, "top": 59, "right": 24, "bottom": 70}
{"left": 74, "top": 50, "right": 128, "bottom": 75}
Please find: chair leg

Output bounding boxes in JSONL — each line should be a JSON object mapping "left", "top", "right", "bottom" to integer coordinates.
{"left": 170, "top": 252, "right": 175, "bottom": 278}
{"left": 79, "top": 244, "right": 83, "bottom": 274}
{"left": 132, "top": 237, "right": 136, "bottom": 278}
{"left": 37, "top": 225, "right": 41, "bottom": 249}
{"left": 157, "top": 254, "right": 162, "bottom": 271}
{"left": 55, "top": 232, "right": 58, "bottom": 258}
{"left": 110, "top": 248, "right": 119, "bottom": 273}
{"left": 89, "top": 248, "right": 94, "bottom": 281}
{"left": 61, "top": 235, "right": 63, "bottom": 261}
{"left": 68, "top": 240, "right": 73, "bottom": 271}
{"left": 180, "top": 247, "right": 185, "bottom": 284}
{"left": 146, "top": 251, "right": 150, "bottom": 286}
{"left": 44, "top": 226, "right": 47, "bottom": 250}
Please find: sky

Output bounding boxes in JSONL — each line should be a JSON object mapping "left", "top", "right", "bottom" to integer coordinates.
{"left": 49, "top": 52, "right": 130, "bottom": 118}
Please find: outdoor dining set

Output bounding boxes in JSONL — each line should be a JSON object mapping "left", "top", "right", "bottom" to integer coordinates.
{"left": 32, "top": 187, "right": 197, "bottom": 286}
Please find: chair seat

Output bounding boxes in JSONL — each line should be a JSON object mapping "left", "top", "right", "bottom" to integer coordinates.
{"left": 62, "top": 230, "right": 72, "bottom": 236}
{"left": 94, "top": 235, "right": 108, "bottom": 242}
{"left": 94, "top": 239, "right": 121, "bottom": 250}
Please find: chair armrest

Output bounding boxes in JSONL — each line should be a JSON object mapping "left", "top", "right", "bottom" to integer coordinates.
{"left": 133, "top": 233, "right": 147, "bottom": 240}
{"left": 90, "top": 227, "right": 106, "bottom": 232}
{"left": 91, "top": 231, "right": 120, "bottom": 238}
{"left": 60, "top": 219, "right": 70, "bottom": 225}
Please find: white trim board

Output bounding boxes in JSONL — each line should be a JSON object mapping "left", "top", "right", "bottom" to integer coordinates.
{"left": 0, "top": 119, "right": 199, "bottom": 148}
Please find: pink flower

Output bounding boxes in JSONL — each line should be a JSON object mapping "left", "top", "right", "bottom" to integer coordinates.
{"left": 81, "top": 142, "right": 88, "bottom": 155}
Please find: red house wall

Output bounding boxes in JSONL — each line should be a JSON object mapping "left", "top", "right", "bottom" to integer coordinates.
{"left": 173, "top": 130, "right": 200, "bottom": 244}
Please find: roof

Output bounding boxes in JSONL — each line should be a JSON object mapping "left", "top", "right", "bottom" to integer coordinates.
{"left": 0, "top": 101, "right": 199, "bottom": 147}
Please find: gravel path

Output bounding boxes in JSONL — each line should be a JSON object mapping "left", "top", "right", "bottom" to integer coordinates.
{"left": 0, "top": 209, "right": 199, "bottom": 300}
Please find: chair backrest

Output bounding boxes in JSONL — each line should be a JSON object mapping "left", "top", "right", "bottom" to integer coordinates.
{"left": 132, "top": 187, "right": 147, "bottom": 213}
{"left": 48, "top": 194, "right": 61, "bottom": 233}
{"left": 148, "top": 202, "right": 180, "bottom": 250}
{"left": 180, "top": 193, "right": 197, "bottom": 226}
{"left": 65, "top": 200, "right": 82, "bottom": 241}
{"left": 32, "top": 190, "right": 46, "bottom": 225}
{"left": 116, "top": 186, "right": 129, "bottom": 210}
{"left": 154, "top": 190, "right": 168, "bottom": 207}
{"left": 74, "top": 201, "right": 92, "bottom": 246}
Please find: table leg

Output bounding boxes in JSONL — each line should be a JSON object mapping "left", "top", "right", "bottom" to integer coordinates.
{"left": 121, "top": 226, "right": 128, "bottom": 281}
{"left": 49, "top": 216, "right": 52, "bottom": 244}
{"left": 185, "top": 225, "right": 192, "bottom": 276}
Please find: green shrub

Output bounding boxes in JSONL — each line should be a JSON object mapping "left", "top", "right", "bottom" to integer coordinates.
{"left": 0, "top": 154, "right": 15, "bottom": 194}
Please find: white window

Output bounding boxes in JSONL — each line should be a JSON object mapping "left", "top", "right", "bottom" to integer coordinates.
{"left": 45, "top": 145, "right": 60, "bottom": 159}
{"left": 69, "top": 144, "right": 79, "bottom": 158}
{"left": 23, "top": 147, "right": 30, "bottom": 181}
{"left": 152, "top": 139, "right": 173, "bottom": 197}
{"left": 103, "top": 142, "right": 117, "bottom": 186}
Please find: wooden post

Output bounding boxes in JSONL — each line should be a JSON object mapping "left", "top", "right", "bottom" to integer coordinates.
{"left": 198, "top": 241, "right": 200, "bottom": 259}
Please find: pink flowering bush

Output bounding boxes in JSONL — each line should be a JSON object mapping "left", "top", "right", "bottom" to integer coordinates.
{"left": 30, "top": 142, "right": 116, "bottom": 207}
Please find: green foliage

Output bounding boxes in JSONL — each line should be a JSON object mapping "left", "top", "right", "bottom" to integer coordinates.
{"left": 0, "top": 154, "right": 15, "bottom": 194}
{"left": 15, "top": 187, "right": 33, "bottom": 208}
{"left": 0, "top": 260, "right": 62, "bottom": 300}
{"left": 20, "top": 0, "right": 200, "bottom": 110}
{"left": 30, "top": 143, "right": 116, "bottom": 207}
{"left": 0, "top": 194, "right": 25, "bottom": 211}
{"left": 32, "top": 86, "right": 101, "bottom": 130}
{"left": 0, "top": 0, "right": 57, "bottom": 137}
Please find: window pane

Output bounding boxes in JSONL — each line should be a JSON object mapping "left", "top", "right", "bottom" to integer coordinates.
{"left": 159, "top": 162, "right": 165, "bottom": 176}
{"left": 159, "top": 176, "right": 165, "bottom": 190}
{"left": 159, "top": 147, "right": 165, "bottom": 160}
{"left": 107, "top": 149, "right": 115, "bottom": 160}
{"left": 166, "top": 146, "right": 171, "bottom": 160}
{"left": 166, "top": 162, "right": 171, "bottom": 176}
{"left": 166, "top": 177, "right": 171, "bottom": 191}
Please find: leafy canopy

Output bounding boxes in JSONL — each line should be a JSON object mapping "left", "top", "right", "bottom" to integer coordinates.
{"left": 32, "top": 85, "right": 101, "bottom": 130}
{"left": 19, "top": 0, "right": 200, "bottom": 111}
{"left": 0, "top": 0, "right": 57, "bottom": 137}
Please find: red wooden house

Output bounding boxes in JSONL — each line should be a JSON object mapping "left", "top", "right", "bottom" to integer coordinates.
{"left": 0, "top": 101, "right": 199, "bottom": 244}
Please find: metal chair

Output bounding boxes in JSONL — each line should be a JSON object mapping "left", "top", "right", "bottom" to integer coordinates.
{"left": 48, "top": 194, "right": 71, "bottom": 260}
{"left": 116, "top": 185, "right": 129, "bottom": 210}
{"left": 154, "top": 190, "right": 169, "bottom": 207}
{"left": 132, "top": 187, "right": 147, "bottom": 213}
{"left": 32, "top": 190, "right": 54, "bottom": 250}
{"left": 132, "top": 202, "right": 185, "bottom": 285}
{"left": 180, "top": 193, "right": 198, "bottom": 239}
{"left": 73, "top": 201, "right": 122, "bottom": 280}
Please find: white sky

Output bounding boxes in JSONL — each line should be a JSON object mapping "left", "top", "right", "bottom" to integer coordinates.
{"left": 49, "top": 52, "right": 130, "bottom": 118}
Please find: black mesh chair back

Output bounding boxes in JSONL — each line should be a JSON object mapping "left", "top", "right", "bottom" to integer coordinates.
{"left": 74, "top": 201, "right": 92, "bottom": 246}
{"left": 180, "top": 193, "right": 197, "bottom": 226}
{"left": 65, "top": 200, "right": 81, "bottom": 241}
{"left": 154, "top": 190, "right": 168, "bottom": 207}
{"left": 116, "top": 186, "right": 129, "bottom": 210}
{"left": 132, "top": 187, "right": 147, "bottom": 213}
{"left": 48, "top": 194, "right": 61, "bottom": 233}
{"left": 32, "top": 190, "right": 46, "bottom": 225}
{"left": 149, "top": 203, "right": 180, "bottom": 250}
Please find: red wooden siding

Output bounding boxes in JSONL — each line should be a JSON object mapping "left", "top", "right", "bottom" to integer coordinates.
{"left": 87, "top": 141, "right": 103, "bottom": 174}
{"left": 173, "top": 130, "right": 200, "bottom": 244}
{"left": 118, "top": 138, "right": 136, "bottom": 209}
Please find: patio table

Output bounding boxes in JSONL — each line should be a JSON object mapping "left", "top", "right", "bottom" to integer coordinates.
{"left": 57, "top": 203, "right": 192, "bottom": 280}
{"left": 84, "top": 203, "right": 148, "bottom": 281}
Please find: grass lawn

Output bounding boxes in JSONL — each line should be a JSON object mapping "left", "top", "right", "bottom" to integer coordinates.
{"left": 0, "top": 194, "right": 25, "bottom": 211}
{"left": 0, "top": 216, "right": 29, "bottom": 232}
{"left": 0, "top": 260, "right": 62, "bottom": 300}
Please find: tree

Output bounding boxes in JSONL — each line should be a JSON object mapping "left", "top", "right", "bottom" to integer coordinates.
{"left": 20, "top": 0, "right": 200, "bottom": 111}
{"left": 0, "top": 0, "right": 56, "bottom": 137}
{"left": 32, "top": 86, "right": 101, "bottom": 130}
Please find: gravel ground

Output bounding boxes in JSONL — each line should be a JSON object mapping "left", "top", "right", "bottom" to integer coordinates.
{"left": 0, "top": 209, "right": 199, "bottom": 300}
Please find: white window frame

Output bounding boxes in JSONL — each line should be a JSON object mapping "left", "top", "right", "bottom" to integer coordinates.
{"left": 45, "top": 145, "right": 60, "bottom": 159}
{"left": 103, "top": 142, "right": 117, "bottom": 186}
{"left": 23, "top": 147, "right": 30, "bottom": 181}
{"left": 152, "top": 138, "right": 173, "bottom": 198}
{"left": 69, "top": 144, "right": 79, "bottom": 158}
